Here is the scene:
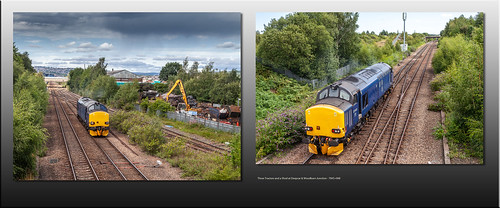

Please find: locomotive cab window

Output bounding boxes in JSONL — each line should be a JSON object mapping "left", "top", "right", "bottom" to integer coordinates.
{"left": 318, "top": 88, "right": 328, "bottom": 100}
{"left": 339, "top": 90, "right": 350, "bottom": 101}
{"left": 88, "top": 103, "right": 107, "bottom": 112}
{"left": 317, "top": 86, "right": 351, "bottom": 102}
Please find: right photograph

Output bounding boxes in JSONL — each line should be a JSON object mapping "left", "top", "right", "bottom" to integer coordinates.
{"left": 255, "top": 12, "right": 484, "bottom": 165}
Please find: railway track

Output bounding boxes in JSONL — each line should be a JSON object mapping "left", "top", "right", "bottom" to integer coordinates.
{"left": 52, "top": 90, "right": 99, "bottom": 180}
{"left": 355, "top": 41, "right": 436, "bottom": 164}
{"left": 162, "top": 127, "right": 231, "bottom": 154}
{"left": 92, "top": 133, "right": 148, "bottom": 180}
{"left": 302, "top": 154, "right": 315, "bottom": 164}
{"left": 57, "top": 88, "right": 230, "bottom": 155}
{"left": 53, "top": 88, "right": 147, "bottom": 180}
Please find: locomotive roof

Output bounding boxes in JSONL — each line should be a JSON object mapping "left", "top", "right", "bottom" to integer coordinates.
{"left": 340, "top": 62, "right": 391, "bottom": 91}
{"left": 78, "top": 97, "right": 104, "bottom": 108}
{"left": 312, "top": 97, "right": 352, "bottom": 112}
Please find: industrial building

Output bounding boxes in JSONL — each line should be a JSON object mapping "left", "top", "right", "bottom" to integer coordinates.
{"left": 107, "top": 69, "right": 143, "bottom": 85}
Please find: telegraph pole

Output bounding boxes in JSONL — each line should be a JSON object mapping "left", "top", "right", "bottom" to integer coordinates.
{"left": 402, "top": 12, "right": 407, "bottom": 52}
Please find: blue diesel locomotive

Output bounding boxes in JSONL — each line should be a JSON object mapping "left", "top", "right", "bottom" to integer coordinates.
{"left": 77, "top": 97, "right": 110, "bottom": 137}
{"left": 305, "top": 62, "right": 393, "bottom": 155}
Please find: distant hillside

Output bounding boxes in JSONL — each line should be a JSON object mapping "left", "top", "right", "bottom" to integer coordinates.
{"left": 133, "top": 72, "right": 160, "bottom": 76}
{"left": 34, "top": 66, "right": 73, "bottom": 77}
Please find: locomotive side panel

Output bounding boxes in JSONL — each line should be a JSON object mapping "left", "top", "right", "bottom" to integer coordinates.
{"left": 305, "top": 62, "right": 393, "bottom": 156}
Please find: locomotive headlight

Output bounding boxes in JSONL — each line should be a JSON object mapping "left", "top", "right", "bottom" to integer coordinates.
{"left": 90, "top": 121, "right": 95, "bottom": 125}
{"left": 304, "top": 126, "right": 313, "bottom": 131}
{"left": 332, "top": 129, "right": 341, "bottom": 134}
{"left": 105, "top": 121, "right": 109, "bottom": 125}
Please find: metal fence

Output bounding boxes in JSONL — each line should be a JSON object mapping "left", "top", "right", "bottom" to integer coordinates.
{"left": 165, "top": 112, "right": 241, "bottom": 134}
{"left": 257, "top": 57, "right": 360, "bottom": 90}
{"left": 133, "top": 104, "right": 241, "bottom": 134}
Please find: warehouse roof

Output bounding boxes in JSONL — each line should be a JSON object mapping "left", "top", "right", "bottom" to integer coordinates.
{"left": 107, "top": 69, "right": 141, "bottom": 78}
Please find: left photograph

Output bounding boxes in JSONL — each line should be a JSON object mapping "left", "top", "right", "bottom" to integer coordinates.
{"left": 13, "top": 12, "right": 241, "bottom": 181}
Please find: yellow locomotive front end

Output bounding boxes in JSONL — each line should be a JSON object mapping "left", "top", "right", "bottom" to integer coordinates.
{"left": 305, "top": 104, "right": 346, "bottom": 155}
{"left": 88, "top": 111, "right": 109, "bottom": 136}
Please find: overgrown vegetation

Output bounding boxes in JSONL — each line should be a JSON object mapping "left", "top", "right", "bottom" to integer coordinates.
{"left": 111, "top": 110, "right": 240, "bottom": 180}
{"left": 256, "top": 63, "right": 311, "bottom": 120}
{"left": 13, "top": 45, "right": 49, "bottom": 180}
{"left": 430, "top": 13, "right": 484, "bottom": 161}
{"left": 161, "top": 119, "right": 235, "bottom": 144}
{"left": 159, "top": 57, "right": 241, "bottom": 105}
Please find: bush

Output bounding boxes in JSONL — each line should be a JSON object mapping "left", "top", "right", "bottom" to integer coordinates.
{"left": 148, "top": 99, "right": 176, "bottom": 116}
{"left": 128, "top": 124, "right": 165, "bottom": 154}
{"left": 111, "top": 82, "right": 140, "bottom": 109}
{"left": 256, "top": 66, "right": 311, "bottom": 120}
{"left": 13, "top": 68, "right": 49, "bottom": 179}
{"left": 256, "top": 106, "right": 307, "bottom": 159}
{"left": 140, "top": 98, "right": 149, "bottom": 113}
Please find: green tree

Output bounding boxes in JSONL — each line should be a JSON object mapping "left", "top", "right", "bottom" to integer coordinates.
{"left": 112, "top": 81, "right": 140, "bottom": 110}
{"left": 13, "top": 45, "right": 49, "bottom": 179}
{"left": 88, "top": 75, "right": 119, "bottom": 103}
{"left": 188, "top": 61, "right": 200, "bottom": 79}
{"left": 159, "top": 62, "right": 182, "bottom": 81}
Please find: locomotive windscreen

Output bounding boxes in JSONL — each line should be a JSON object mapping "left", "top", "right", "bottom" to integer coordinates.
{"left": 88, "top": 103, "right": 108, "bottom": 112}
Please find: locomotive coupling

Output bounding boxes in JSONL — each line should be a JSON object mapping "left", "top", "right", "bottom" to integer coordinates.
{"left": 328, "top": 138, "right": 339, "bottom": 146}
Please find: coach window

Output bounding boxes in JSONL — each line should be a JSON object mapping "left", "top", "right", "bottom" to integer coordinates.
{"left": 352, "top": 93, "right": 358, "bottom": 104}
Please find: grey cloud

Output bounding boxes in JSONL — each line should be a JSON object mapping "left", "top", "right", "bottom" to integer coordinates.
{"left": 14, "top": 13, "right": 241, "bottom": 39}
{"left": 216, "top": 41, "right": 239, "bottom": 49}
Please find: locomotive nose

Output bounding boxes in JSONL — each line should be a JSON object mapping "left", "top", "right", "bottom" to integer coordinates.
{"left": 305, "top": 104, "right": 345, "bottom": 138}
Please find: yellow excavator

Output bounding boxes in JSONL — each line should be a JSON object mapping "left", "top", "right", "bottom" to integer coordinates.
{"left": 165, "top": 79, "right": 191, "bottom": 111}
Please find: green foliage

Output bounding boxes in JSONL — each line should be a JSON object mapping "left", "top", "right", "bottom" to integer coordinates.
{"left": 67, "top": 58, "right": 118, "bottom": 103}
{"left": 256, "top": 92, "right": 315, "bottom": 158}
{"left": 440, "top": 14, "right": 479, "bottom": 38}
{"left": 430, "top": 14, "right": 484, "bottom": 160}
{"left": 153, "top": 83, "right": 170, "bottom": 94}
{"left": 159, "top": 62, "right": 182, "bottom": 81}
{"left": 148, "top": 99, "right": 176, "bottom": 115}
{"left": 255, "top": 64, "right": 311, "bottom": 120}
{"left": 111, "top": 82, "right": 140, "bottom": 110}
{"left": 256, "top": 12, "right": 362, "bottom": 80}
{"left": 139, "top": 98, "right": 149, "bottom": 113}
{"left": 161, "top": 118, "right": 235, "bottom": 144}
{"left": 432, "top": 35, "right": 470, "bottom": 74}
{"left": 255, "top": 103, "right": 311, "bottom": 159}
{"left": 128, "top": 123, "right": 165, "bottom": 154}
{"left": 88, "top": 75, "right": 119, "bottom": 103}
{"left": 111, "top": 110, "right": 240, "bottom": 180}
{"left": 13, "top": 45, "right": 49, "bottom": 180}
{"left": 169, "top": 60, "right": 241, "bottom": 105}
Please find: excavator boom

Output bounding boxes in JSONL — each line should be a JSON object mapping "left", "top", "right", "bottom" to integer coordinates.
{"left": 165, "top": 79, "right": 191, "bottom": 111}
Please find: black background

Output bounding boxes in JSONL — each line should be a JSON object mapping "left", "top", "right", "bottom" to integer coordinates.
{"left": 1, "top": 0, "right": 498, "bottom": 207}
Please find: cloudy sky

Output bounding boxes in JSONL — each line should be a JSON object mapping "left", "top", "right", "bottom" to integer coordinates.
{"left": 256, "top": 12, "right": 479, "bottom": 35}
{"left": 14, "top": 13, "right": 241, "bottom": 73}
